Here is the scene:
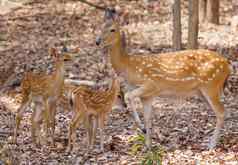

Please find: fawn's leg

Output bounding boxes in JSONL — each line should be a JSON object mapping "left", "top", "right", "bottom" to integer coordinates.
{"left": 85, "top": 115, "right": 92, "bottom": 150}
{"left": 98, "top": 114, "right": 105, "bottom": 151}
{"left": 13, "top": 97, "right": 30, "bottom": 144}
{"left": 31, "top": 103, "right": 43, "bottom": 146}
{"left": 200, "top": 86, "right": 225, "bottom": 149}
{"left": 85, "top": 115, "right": 97, "bottom": 150}
{"left": 48, "top": 99, "right": 57, "bottom": 146}
{"left": 31, "top": 102, "right": 36, "bottom": 143}
{"left": 90, "top": 115, "right": 97, "bottom": 150}
{"left": 67, "top": 98, "right": 87, "bottom": 152}
{"left": 67, "top": 112, "right": 83, "bottom": 152}
{"left": 43, "top": 99, "right": 51, "bottom": 138}
{"left": 50, "top": 99, "right": 57, "bottom": 133}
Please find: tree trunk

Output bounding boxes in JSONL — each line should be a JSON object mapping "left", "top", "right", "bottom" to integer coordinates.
{"left": 232, "top": 0, "right": 238, "bottom": 16}
{"left": 172, "top": 0, "right": 182, "bottom": 50}
{"left": 207, "top": 0, "right": 219, "bottom": 24}
{"left": 188, "top": 0, "right": 199, "bottom": 49}
{"left": 199, "top": 0, "right": 207, "bottom": 22}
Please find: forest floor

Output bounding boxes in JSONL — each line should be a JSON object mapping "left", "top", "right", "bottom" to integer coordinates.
{"left": 0, "top": 0, "right": 238, "bottom": 164}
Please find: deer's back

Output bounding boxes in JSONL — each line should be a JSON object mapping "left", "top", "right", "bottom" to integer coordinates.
{"left": 72, "top": 85, "right": 118, "bottom": 115}
{"left": 127, "top": 49, "right": 230, "bottom": 90}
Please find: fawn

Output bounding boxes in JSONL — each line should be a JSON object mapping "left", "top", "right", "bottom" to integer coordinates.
{"left": 95, "top": 9, "right": 231, "bottom": 149}
{"left": 13, "top": 47, "right": 72, "bottom": 146}
{"left": 66, "top": 77, "right": 120, "bottom": 152}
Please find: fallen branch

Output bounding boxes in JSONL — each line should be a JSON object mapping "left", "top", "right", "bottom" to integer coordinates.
{"left": 0, "top": 131, "right": 12, "bottom": 137}
{"left": 64, "top": 79, "right": 96, "bottom": 86}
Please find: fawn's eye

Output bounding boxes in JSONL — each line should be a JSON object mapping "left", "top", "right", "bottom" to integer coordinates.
{"left": 110, "top": 29, "right": 115, "bottom": 32}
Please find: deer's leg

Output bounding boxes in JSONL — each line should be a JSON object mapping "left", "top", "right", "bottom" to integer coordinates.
{"left": 200, "top": 87, "right": 225, "bottom": 149}
{"left": 98, "top": 114, "right": 105, "bottom": 151}
{"left": 84, "top": 114, "right": 92, "bottom": 150}
{"left": 31, "top": 102, "right": 36, "bottom": 143}
{"left": 13, "top": 98, "right": 30, "bottom": 144}
{"left": 125, "top": 87, "right": 147, "bottom": 132}
{"left": 48, "top": 99, "right": 57, "bottom": 146}
{"left": 31, "top": 103, "right": 43, "bottom": 146}
{"left": 67, "top": 112, "right": 83, "bottom": 152}
{"left": 84, "top": 114, "right": 91, "bottom": 149}
{"left": 43, "top": 99, "right": 51, "bottom": 138}
{"left": 142, "top": 98, "right": 153, "bottom": 149}
{"left": 125, "top": 85, "right": 158, "bottom": 134}
{"left": 86, "top": 115, "right": 97, "bottom": 150}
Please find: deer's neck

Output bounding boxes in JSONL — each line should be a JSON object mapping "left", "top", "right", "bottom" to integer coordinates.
{"left": 54, "top": 60, "right": 65, "bottom": 87}
{"left": 107, "top": 79, "right": 120, "bottom": 104}
{"left": 108, "top": 35, "right": 129, "bottom": 73}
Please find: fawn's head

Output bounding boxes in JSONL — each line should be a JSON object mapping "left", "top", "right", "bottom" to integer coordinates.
{"left": 49, "top": 47, "right": 73, "bottom": 63}
{"left": 96, "top": 8, "right": 121, "bottom": 47}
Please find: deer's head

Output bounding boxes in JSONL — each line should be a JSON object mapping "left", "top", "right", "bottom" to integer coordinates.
{"left": 49, "top": 47, "right": 73, "bottom": 63}
{"left": 96, "top": 8, "right": 121, "bottom": 47}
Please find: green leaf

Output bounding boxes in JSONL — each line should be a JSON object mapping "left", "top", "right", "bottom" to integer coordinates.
{"left": 128, "top": 133, "right": 145, "bottom": 144}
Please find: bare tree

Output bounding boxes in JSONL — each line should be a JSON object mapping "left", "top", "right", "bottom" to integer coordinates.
{"left": 199, "top": 0, "right": 207, "bottom": 22}
{"left": 199, "top": 0, "right": 220, "bottom": 24}
{"left": 172, "top": 0, "right": 182, "bottom": 50}
{"left": 188, "top": 0, "right": 199, "bottom": 49}
{"left": 207, "top": 0, "right": 219, "bottom": 24}
{"left": 232, "top": 0, "right": 238, "bottom": 15}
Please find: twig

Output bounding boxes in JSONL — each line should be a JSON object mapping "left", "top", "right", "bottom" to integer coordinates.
{"left": 75, "top": 0, "right": 106, "bottom": 10}
{"left": 0, "top": 131, "right": 12, "bottom": 137}
{"left": 225, "top": 116, "right": 238, "bottom": 121}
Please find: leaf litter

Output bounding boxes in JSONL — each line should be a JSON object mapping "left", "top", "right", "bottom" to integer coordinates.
{"left": 0, "top": 0, "right": 237, "bottom": 164}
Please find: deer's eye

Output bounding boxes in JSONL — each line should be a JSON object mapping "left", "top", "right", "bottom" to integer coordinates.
{"left": 110, "top": 29, "right": 115, "bottom": 32}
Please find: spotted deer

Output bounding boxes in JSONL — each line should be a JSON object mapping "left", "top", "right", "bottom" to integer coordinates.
{"left": 66, "top": 78, "right": 120, "bottom": 152}
{"left": 95, "top": 9, "right": 231, "bottom": 149}
{"left": 13, "top": 48, "right": 72, "bottom": 146}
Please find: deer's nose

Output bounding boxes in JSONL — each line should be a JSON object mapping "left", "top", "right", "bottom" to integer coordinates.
{"left": 96, "top": 37, "right": 101, "bottom": 46}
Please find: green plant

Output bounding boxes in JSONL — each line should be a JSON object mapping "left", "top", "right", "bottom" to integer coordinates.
{"left": 128, "top": 133, "right": 163, "bottom": 165}
{"left": 128, "top": 133, "right": 145, "bottom": 155}
{"left": 141, "top": 146, "right": 163, "bottom": 165}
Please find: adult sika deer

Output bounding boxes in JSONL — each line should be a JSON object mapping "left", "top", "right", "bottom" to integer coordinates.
{"left": 96, "top": 9, "right": 231, "bottom": 149}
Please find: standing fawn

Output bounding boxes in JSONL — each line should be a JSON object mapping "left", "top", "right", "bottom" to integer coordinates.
{"left": 66, "top": 78, "right": 120, "bottom": 152}
{"left": 13, "top": 48, "right": 72, "bottom": 146}
{"left": 96, "top": 9, "right": 231, "bottom": 149}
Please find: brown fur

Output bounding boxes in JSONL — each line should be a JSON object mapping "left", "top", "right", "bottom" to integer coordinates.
{"left": 97, "top": 19, "right": 231, "bottom": 149}
{"left": 13, "top": 48, "right": 71, "bottom": 146}
{"left": 66, "top": 78, "right": 120, "bottom": 151}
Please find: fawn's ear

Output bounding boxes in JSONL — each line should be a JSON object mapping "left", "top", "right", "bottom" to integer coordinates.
{"left": 49, "top": 47, "right": 59, "bottom": 58}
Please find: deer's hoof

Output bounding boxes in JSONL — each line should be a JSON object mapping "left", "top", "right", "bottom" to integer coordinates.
{"left": 66, "top": 146, "right": 72, "bottom": 153}
{"left": 207, "top": 142, "right": 216, "bottom": 150}
{"left": 11, "top": 137, "right": 17, "bottom": 144}
{"left": 141, "top": 128, "right": 147, "bottom": 134}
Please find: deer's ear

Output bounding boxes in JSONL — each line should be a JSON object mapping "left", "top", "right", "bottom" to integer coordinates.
{"left": 104, "top": 7, "right": 119, "bottom": 22}
{"left": 121, "top": 31, "right": 127, "bottom": 49}
{"left": 49, "top": 47, "right": 58, "bottom": 58}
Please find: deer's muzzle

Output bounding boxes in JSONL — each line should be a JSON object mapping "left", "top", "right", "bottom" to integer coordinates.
{"left": 96, "top": 37, "right": 101, "bottom": 46}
